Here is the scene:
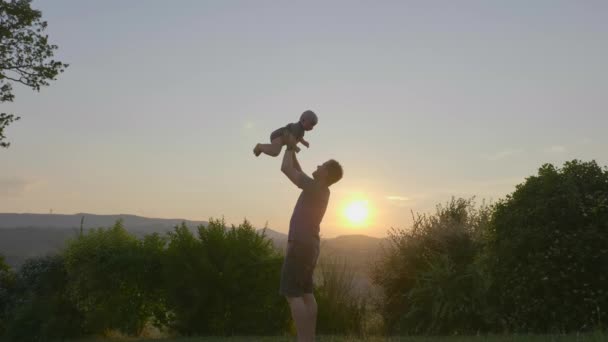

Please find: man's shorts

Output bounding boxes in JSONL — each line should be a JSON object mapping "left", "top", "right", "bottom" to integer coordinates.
{"left": 279, "top": 239, "right": 320, "bottom": 297}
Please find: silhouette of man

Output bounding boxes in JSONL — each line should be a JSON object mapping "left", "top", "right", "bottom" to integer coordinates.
{"left": 279, "top": 145, "right": 343, "bottom": 341}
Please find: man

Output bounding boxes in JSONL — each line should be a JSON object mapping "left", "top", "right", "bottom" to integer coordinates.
{"left": 279, "top": 145, "right": 343, "bottom": 341}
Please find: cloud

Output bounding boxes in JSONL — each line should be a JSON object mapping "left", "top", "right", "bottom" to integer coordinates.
{"left": 484, "top": 148, "right": 523, "bottom": 161}
{"left": 546, "top": 145, "right": 567, "bottom": 153}
{"left": 386, "top": 196, "right": 410, "bottom": 201}
{"left": 386, "top": 195, "right": 411, "bottom": 207}
{"left": 0, "top": 178, "right": 30, "bottom": 197}
{"left": 416, "top": 177, "right": 525, "bottom": 202}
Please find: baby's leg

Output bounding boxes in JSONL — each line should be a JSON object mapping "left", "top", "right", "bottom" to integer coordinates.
{"left": 254, "top": 137, "right": 284, "bottom": 157}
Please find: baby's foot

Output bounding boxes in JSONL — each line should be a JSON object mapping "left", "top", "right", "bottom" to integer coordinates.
{"left": 294, "top": 145, "right": 301, "bottom": 153}
{"left": 253, "top": 144, "right": 262, "bottom": 157}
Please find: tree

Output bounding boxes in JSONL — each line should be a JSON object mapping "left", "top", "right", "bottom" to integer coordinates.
{"left": 0, "top": 254, "right": 15, "bottom": 335}
{"left": 0, "top": 0, "right": 68, "bottom": 148}
{"left": 3, "top": 255, "right": 84, "bottom": 342}
{"left": 62, "top": 220, "right": 163, "bottom": 336}
{"left": 162, "top": 218, "right": 289, "bottom": 335}
{"left": 486, "top": 160, "right": 608, "bottom": 332}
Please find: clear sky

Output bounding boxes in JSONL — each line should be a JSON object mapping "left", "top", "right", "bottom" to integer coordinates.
{"left": 1, "top": 0, "right": 607, "bottom": 238}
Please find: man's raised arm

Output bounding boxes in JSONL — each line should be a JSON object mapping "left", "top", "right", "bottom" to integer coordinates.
{"left": 292, "top": 151, "right": 303, "bottom": 172}
{"left": 281, "top": 148, "right": 307, "bottom": 187}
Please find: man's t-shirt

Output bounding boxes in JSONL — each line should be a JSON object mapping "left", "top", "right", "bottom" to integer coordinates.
{"left": 287, "top": 174, "right": 330, "bottom": 242}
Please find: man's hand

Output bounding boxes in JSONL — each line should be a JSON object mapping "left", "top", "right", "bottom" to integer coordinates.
{"left": 285, "top": 134, "right": 298, "bottom": 148}
{"left": 286, "top": 135, "right": 301, "bottom": 152}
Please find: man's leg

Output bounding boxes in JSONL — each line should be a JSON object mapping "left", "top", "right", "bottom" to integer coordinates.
{"left": 302, "top": 293, "right": 318, "bottom": 339}
{"left": 299, "top": 241, "right": 320, "bottom": 340}
{"left": 281, "top": 240, "right": 319, "bottom": 341}
{"left": 286, "top": 296, "right": 314, "bottom": 342}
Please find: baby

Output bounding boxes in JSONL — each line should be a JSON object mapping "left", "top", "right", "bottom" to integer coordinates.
{"left": 254, "top": 110, "right": 318, "bottom": 157}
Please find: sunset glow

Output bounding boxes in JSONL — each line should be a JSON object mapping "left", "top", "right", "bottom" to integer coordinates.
{"left": 343, "top": 200, "right": 370, "bottom": 227}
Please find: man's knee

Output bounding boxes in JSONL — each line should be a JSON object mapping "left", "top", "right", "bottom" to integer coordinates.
{"left": 302, "top": 294, "right": 317, "bottom": 312}
{"left": 302, "top": 293, "right": 316, "bottom": 303}
{"left": 285, "top": 295, "right": 303, "bottom": 306}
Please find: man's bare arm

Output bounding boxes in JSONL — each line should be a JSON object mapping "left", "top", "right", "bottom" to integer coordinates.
{"left": 292, "top": 149, "right": 303, "bottom": 172}
{"left": 281, "top": 148, "right": 307, "bottom": 187}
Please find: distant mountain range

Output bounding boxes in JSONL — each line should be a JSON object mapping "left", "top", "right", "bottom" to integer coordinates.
{"left": 0, "top": 213, "right": 387, "bottom": 282}
{"left": 0, "top": 213, "right": 209, "bottom": 231}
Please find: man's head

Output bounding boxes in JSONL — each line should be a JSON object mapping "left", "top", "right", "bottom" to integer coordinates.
{"left": 313, "top": 159, "right": 343, "bottom": 186}
{"left": 300, "top": 110, "right": 318, "bottom": 131}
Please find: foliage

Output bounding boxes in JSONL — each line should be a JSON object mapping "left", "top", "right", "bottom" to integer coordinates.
{"left": 0, "top": 255, "right": 14, "bottom": 335}
{"left": 3, "top": 255, "right": 84, "bottom": 341}
{"left": 486, "top": 160, "right": 608, "bottom": 332}
{"left": 162, "top": 218, "right": 289, "bottom": 335}
{"left": 62, "top": 220, "right": 164, "bottom": 335}
{"left": 372, "top": 198, "right": 493, "bottom": 334}
{"left": 0, "top": 0, "right": 68, "bottom": 147}
{"left": 315, "top": 256, "right": 367, "bottom": 336}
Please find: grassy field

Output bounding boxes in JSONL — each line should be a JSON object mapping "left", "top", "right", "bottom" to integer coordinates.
{"left": 64, "top": 332, "right": 608, "bottom": 342}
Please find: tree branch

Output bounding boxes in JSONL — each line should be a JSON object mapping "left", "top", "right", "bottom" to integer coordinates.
{"left": 2, "top": 64, "right": 35, "bottom": 70}
{"left": 1, "top": 75, "right": 30, "bottom": 88}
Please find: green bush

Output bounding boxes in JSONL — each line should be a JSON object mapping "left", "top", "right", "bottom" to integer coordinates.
{"left": 372, "top": 198, "right": 493, "bottom": 334}
{"left": 62, "top": 220, "right": 164, "bottom": 335}
{"left": 315, "top": 256, "right": 367, "bottom": 336}
{"left": 4, "top": 255, "right": 84, "bottom": 342}
{"left": 486, "top": 160, "right": 608, "bottom": 332}
{"left": 162, "top": 218, "right": 289, "bottom": 335}
{"left": 0, "top": 255, "right": 15, "bottom": 335}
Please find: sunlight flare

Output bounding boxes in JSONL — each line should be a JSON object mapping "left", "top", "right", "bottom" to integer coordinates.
{"left": 343, "top": 199, "right": 370, "bottom": 227}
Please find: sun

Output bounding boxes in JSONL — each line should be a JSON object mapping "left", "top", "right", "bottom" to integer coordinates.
{"left": 343, "top": 200, "right": 370, "bottom": 226}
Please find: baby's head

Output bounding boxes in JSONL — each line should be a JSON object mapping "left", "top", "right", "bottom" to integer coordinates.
{"left": 300, "top": 110, "right": 318, "bottom": 131}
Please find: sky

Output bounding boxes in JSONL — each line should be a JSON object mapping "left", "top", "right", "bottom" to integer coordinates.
{"left": 1, "top": 0, "right": 607, "bottom": 238}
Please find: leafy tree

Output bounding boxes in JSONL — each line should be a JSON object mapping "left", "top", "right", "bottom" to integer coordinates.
{"left": 162, "top": 218, "right": 289, "bottom": 335}
{"left": 0, "top": 0, "right": 68, "bottom": 147}
{"left": 62, "top": 220, "right": 163, "bottom": 335}
{"left": 0, "top": 254, "right": 15, "bottom": 335}
{"left": 486, "top": 160, "right": 608, "bottom": 332}
{"left": 139, "top": 232, "right": 168, "bottom": 330}
{"left": 3, "top": 255, "right": 84, "bottom": 342}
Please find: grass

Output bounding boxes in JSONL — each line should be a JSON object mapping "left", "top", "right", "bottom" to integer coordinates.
{"left": 65, "top": 332, "right": 607, "bottom": 342}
